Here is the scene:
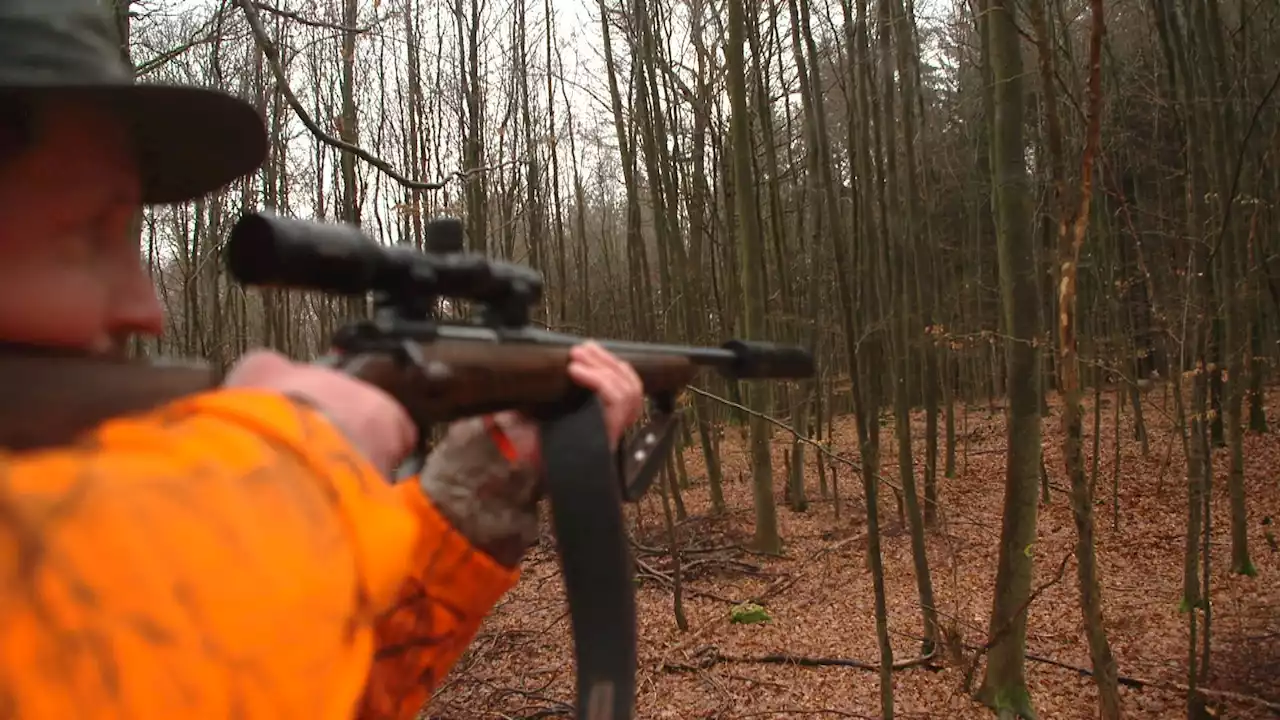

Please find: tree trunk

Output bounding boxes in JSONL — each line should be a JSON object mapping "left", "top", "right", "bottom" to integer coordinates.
{"left": 1049, "top": 0, "right": 1120, "bottom": 714}
{"left": 975, "top": 0, "right": 1043, "bottom": 715}
{"left": 726, "top": 0, "right": 780, "bottom": 553}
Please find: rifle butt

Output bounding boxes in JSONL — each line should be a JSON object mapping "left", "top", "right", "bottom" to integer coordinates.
{"left": 0, "top": 354, "right": 218, "bottom": 452}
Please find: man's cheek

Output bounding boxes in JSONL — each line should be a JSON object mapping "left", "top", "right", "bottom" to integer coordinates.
{"left": 0, "top": 273, "right": 110, "bottom": 350}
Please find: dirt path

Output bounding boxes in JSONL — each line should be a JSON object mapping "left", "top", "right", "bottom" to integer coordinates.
{"left": 426, "top": 389, "right": 1280, "bottom": 719}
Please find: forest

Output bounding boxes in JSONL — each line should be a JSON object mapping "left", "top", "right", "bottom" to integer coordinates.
{"left": 110, "top": 0, "right": 1279, "bottom": 717}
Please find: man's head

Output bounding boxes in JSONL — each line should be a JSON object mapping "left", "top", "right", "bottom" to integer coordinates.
{"left": 0, "top": 0, "right": 267, "bottom": 356}
{"left": 0, "top": 92, "right": 155, "bottom": 355}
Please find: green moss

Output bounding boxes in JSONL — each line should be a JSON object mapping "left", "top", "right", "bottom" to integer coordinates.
{"left": 1233, "top": 558, "right": 1258, "bottom": 577}
{"left": 992, "top": 685, "right": 1038, "bottom": 720}
{"left": 729, "top": 602, "right": 771, "bottom": 624}
{"left": 977, "top": 681, "right": 1038, "bottom": 720}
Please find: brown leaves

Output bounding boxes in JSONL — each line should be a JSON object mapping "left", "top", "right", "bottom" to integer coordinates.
{"left": 424, "top": 390, "right": 1280, "bottom": 719}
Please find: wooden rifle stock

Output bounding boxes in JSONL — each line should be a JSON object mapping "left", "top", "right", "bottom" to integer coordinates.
{"left": 0, "top": 343, "right": 699, "bottom": 453}
{"left": 0, "top": 352, "right": 218, "bottom": 452}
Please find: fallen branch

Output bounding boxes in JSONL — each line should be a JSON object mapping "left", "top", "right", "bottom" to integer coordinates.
{"left": 724, "top": 672, "right": 790, "bottom": 690}
{"left": 657, "top": 533, "right": 866, "bottom": 667}
{"left": 632, "top": 541, "right": 765, "bottom": 575}
{"left": 632, "top": 540, "right": 741, "bottom": 557}
{"left": 513, "top": 709, "right": 572, "bottom": 720}
{"left": 937, "top": 627, "right": 1280, "bottom": 715}
{"left": 1021, "top": 652, "right": 1280, "bottom": 714}
{"left": 633, "top": 557, "right": 739, "bottom": 604}
{"left": 731, "top": 708, "right": 875, "bottom": 719}
{"left": 488, "top": 687, "right": 573, "bottom": 719}
{"left": 664, "top": 644, "right": 936, "bottom": 674}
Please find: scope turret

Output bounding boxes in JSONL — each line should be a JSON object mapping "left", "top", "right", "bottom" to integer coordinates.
{"left": 224, "top": 211, "right": 542, "bottom": 322}
{"left": 425, "top": 217, "right": 465, "bottom": 254}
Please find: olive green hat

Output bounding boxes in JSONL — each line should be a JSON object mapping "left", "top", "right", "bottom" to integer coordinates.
{"left": 0, "top": 0, "right": 268, "bottom": 204}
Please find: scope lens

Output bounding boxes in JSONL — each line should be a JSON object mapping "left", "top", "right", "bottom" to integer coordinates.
{"left": 225, "top": 212, "right": 385, "bottom": 295}
{"left": 224, "top": 214, "right": 283, "bottom": 284}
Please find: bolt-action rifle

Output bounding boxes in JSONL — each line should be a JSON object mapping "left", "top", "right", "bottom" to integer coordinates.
{"left": 0, "top": 211, "right": 815, "bottom": 720}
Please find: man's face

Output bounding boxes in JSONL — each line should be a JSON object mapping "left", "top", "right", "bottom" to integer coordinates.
{"left": 0, "top": 95, "right": 163, "bottom": 356}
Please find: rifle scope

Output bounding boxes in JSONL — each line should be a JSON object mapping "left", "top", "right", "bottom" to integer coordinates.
{"left": 224, "top": 211, "right": 543, "bottom": 312}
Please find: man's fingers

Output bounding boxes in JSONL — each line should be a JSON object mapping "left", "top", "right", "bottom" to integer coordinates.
{"left": 569, "top": 347, "right": 642, "bottom": 408}
{"left": 567, "top": 358, "right": 612, "bottom": 394}
{"left": 568, "top": 357, "right": 639, "bottom": 410}
{"left": 572, "top": 342, "right": 643, "bottom": 397}
{"left": 568, "top": 341, "right": 610, "bottom": 372}
{"left": 567, "top": 343, "right": 608, "bottom": 387}
{"left": 223, "top": 349, "right": 294, "bottom": 386}
{"left": 568, "top": 342, "right": 647, "bottom": 448}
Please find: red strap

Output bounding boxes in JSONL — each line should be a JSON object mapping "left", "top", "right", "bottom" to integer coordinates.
{"left": 483, "top": 415, "right": 521, "bottom": 464}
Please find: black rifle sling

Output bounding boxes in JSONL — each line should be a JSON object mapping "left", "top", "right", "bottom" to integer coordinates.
{"left": 540, "top": 396, "right": 637, "bottom": 720}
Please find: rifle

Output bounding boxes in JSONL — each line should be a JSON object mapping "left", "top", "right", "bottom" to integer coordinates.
{"left": 0, "top": 211, "right": 815, "bottom": 720}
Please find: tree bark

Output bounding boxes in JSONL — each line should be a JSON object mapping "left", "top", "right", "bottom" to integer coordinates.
{"left": 976, "top": 0, "right": 1044, "bottom": 715}
{"left": 726, "top": 0, "right": 781, "bottom": 553}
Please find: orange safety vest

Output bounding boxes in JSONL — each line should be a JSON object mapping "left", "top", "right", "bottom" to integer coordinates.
{"left": 0, "top": 388, "right": 519, "bottom": 719}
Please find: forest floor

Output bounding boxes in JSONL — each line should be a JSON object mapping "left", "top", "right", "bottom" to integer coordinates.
{"left": 425, "top": 386, "right": 1280, "bottom": 719}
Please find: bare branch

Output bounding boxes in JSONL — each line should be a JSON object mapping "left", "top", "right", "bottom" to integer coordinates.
{"left": 250, "top": 1, "right": 377, "bottom": 34}
{"left": 231, "top": 0, "right": 520, "bottom": 193}
{"left": 133, "top": 11, "right": 223, "bottom": 77}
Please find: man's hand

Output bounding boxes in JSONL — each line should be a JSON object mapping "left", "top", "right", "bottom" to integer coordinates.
{"left": 483, "top": 341, "right": 645, "bottom": 464}
{"left": 568, "top": 341, "right": 646, "bottom": 448}
{"left": 223, "top": 349, "right": 418, "bottom": 475}
{"left": 418, "top": 341, "right": 646, "bottom": 566}
{"left": 222, "top": 341, "right": 644, "bottom": 474}
{"left": 221, "top": 342, "right": 647, "bottom": 566}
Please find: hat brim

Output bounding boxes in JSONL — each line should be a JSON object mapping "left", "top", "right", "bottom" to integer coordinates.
{"left": 51, "top": 84, "right": 268, "bottom": 205}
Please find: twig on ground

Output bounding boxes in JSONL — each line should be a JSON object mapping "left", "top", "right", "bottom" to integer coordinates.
{"left": 502, "top": 704, "right": 572, "bottom": 719}
{"left": 1021, "top": 652, "right": 1280, "bottom": 714}
{"left": 659, "top": 533, "right": 867, "bottom": 662}
{"left": 724, "top": 672, "right": 790, "bottom": 690}
{"left": 634, "top": 557, "right": 740, "bottom": 604}
{"left": 662, "top": 644, "right": 937, "bottom": 674}
{"left": 469, "top": 681, "right": 573, "bottom": 719}
{"left": 632, "top": 540, "right": 741, "bottom": 557}
{"left": 730, "top": 708, "right": 876, "bottom": 719}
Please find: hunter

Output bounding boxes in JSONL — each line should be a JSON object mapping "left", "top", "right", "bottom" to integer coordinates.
{"left": 0, "top": 1, "right": 645, "bottom": 718}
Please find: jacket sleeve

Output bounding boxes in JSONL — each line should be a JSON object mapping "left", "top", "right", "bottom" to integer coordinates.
{"left": 354, "top": 481, "right": 519, "bottom": 719}
{"left": 0, "top": 388, "right": 518, "bottom": 720}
